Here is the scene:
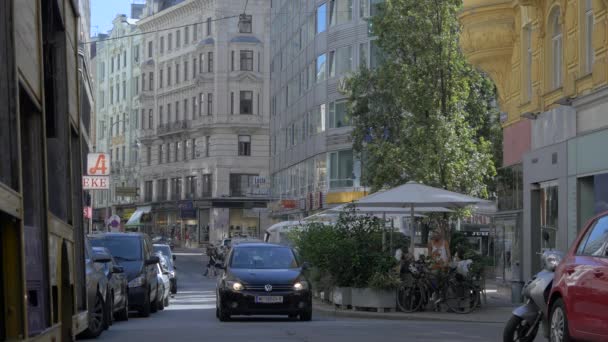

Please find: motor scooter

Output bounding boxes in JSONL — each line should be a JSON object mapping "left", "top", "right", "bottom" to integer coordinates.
{"left": 503, "top": 233, "right": 563, "bottom": 342}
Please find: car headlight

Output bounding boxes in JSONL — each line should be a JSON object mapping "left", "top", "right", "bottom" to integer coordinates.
{"left": 542, "top": 251, "right": 564, "bottom": 272}
{"left": 293, "top": 281, "right": 309, "bottom": 291}
{"left": 128, "top": 275, "right": 145, "bottom": 288}
{"left": 226, "top": 281, "right": 243, "bottom": 291}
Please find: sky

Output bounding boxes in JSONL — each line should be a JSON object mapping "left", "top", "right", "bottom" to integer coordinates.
{"left": 91, "top": 0, "right": 138, "bottom": 37}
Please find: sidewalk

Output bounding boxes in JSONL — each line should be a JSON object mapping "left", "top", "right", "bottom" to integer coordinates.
{"left": 313, "top": 278, "right": 517, "bottom": 324}
{"left": 313, "top": 300, "right": 514, "bottom": 323}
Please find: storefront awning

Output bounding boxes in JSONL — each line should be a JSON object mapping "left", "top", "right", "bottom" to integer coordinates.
{"left": 125, "top": 206, "right": 152, "bottom": 227}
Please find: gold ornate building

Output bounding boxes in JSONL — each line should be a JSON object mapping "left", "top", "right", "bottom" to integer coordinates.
{"left": 460, "top": 0, "right": 608, "bottom": 280}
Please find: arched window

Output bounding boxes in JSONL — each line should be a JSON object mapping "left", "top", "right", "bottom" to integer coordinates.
{"left": 584, "top": 0, "right": 594, "bottom": 73}
{"left": 550, "top": 8, "right": 562, "bottom": 89}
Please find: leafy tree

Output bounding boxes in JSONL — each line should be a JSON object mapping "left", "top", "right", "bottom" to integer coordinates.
{"left": 347, "top": 0, "right": 501, "bottom": 199}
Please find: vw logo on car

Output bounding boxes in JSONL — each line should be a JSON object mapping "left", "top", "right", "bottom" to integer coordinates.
{"left": 264, "top": 284, "right": 272, "bottom": 292}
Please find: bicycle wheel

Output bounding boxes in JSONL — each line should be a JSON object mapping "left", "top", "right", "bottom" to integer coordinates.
{"left": 445, "top": 281, "right": 479, "bottom": 314}
{"left": 397, "top": 283, "right": 423, "bottom": 313}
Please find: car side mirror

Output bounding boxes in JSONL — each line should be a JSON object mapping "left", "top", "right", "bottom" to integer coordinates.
{"left": 145, "top": 256, "right": 160, "bottom": 265}
{"left": 173, "top": 255, "right": 176, "bottom": 261}
{"left": 112, "top": 265, "right": 124, "bottom": 274}
{"left": 301, "top": 262, "right": 311, "bottom": 270}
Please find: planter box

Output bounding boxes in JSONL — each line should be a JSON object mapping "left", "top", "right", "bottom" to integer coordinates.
{"left": 319, "top": 289, "right": 333, "bottom": 303}
{"left": 332, "top": 287, "right": 353, "bottom": 307}
{"left": 351, "top": 288, "right": 397, "bottom": 311}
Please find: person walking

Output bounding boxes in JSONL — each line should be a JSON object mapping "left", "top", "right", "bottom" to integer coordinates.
{"left": 204, "top": 246, "right": 218, "bottom": 277}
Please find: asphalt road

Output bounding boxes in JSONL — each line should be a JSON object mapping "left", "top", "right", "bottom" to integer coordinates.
{"left": 96, "top": 252, "right": 539, "bottom": 342}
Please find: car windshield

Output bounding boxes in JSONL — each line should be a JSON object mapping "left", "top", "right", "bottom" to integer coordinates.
{"left": 90, "top": 237, "right": 142, "bottom": 261}
{"left": 230, "top": 246, "right": 298, "bottom": 269}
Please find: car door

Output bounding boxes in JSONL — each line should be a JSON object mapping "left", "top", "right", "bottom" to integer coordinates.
{"left": 567, "top": 215, "right": 608, "bottom": 339}
{"left": 143, "top": 237, "right": 157, "bottom": 296}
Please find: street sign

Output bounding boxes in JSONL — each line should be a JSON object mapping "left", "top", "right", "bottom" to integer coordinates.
{"left": 87, "top": 153, "right": 110, "bottom": 176}
{"left": 83, "top": 207, "right": 92, "bottom": 219}
{"left": 83, "top": 176, "right": 110, "bottom": 190}
{"left": 107, "top": 215, "right": 122, "bottom": 232}
{"left": 115, "top": 187, "right": 139, "bottom": 197}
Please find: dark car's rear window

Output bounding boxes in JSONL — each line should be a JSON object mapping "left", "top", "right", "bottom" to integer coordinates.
{"left": 90, "top": 237, "right": 142, "bottom": 262}
{"left": 230, "top": 246, "right": 298, "bottom": 269}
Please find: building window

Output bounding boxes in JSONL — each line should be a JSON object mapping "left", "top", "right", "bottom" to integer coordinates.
{"left": 193, "top": 23, "right": 198, "bottom": 41}
{"left": 123, "top": 51, "right": 126, "bottom": 67}
{"left": 207, "top": 93, "right": 213, "bottom": 115}
{"left": 176, "top": 29, "right": 181, "bottom": 49}
{"left": 316, "top": 53, "right": 327, "bottom": 82}
{"left": 168, "top": 33, "right": 173, "bottom": 50}
{"left": 135, "top": 76, "right": 139, "bottom": 94}
{"left": 116, "top": 82, "right": 121, "bottom": 101}
{"left": 148, "top": 41, "right": 153, "bottom": 58}
{"left": 523, "top": 25, "right": 532, "bottom": 102}
{"left": 199, "top": 93, "right": 203, "bottom": 116}
{"left": 310, "top": 104, "right": 326, "bottom": 134}
{"left": 316, "top": 3, "right": 327, "bottom": 34}
{"left": 175, "top": 63, "right": 180, "bottom": 84}
{"left": 148, "top": 109, "right": 153, "bottom": 129}
{"left": 205, "top": 136, "right": 210, "bottom": 157}
{"left": 149, "top": 72, "right": 154, "bottom": 90}
{"left": 231, "top": 51, "right": 235, "bottom": 71}
{"left": 100, "top": 90, "right": 105, "bottom": 108}
{"left": 146, "top": 146, "right": 151, "bottom": 166}
{"left": 199, "top": 53, "right": 204, "bottom": 73}
{"left": 550, "top": 8, "right": 562, "bottom": 89}
{"left": 182, "top": 140, "right": 188, "bottom": 160}
{"left": 185, "top": 26, "right": 189, "bottom": 45}
{"left": 141, "top": 109, "right": 145, "bottom": 129}
{"left": 158, "top": 179, "right": 168, "bottom": 201}
{"left": 329, "top": 99, "right": 349, "bottom": 128}
{"left": 159, "top": 69, "right": 163, "bottom": 88}
{"left": 159, "top": 105, "right": 164, "bottom": 125}
{"left": 329, "top": 150, "right": 353, "bottom": 188}
{"left": 239, "top": 14, "right": 252, "bottom": 33}
{"left": 111, "top": 57, "right": 114, "bottom": 73}
{"left": 185, "top": 176, "right": 196, "bottom": 199}
{"left": 184, "top": 60, "right": 188, "bottom": 81}
{"left": 230, "top": 92, "right": 235, "bottom": 114}
{"left": 240, "top": 50, "right": 253, "bottom": 71}
{"left": 584, "top": 0, "right": 594, "bottom": 74}
{"left": 206, "top": 17, "right": 212, "bottom": 36}
{"left": 229, "top": 174, "right": 258, "bottom": 197}
{"left": 174, "top": 142, "right": 180, "bottom": 162}
{"left": 175, "top": 101, "right": 180, "bottom": 121}
{"left": 141, "top": 73, "right": 146, "bottom": 91}
{"left": 330, "top": 0, "right": 352, "bottom": 26}
{"left": 192, "top": 96, "right": 197, "bottom": 118}
{"left": 208, "top": 52, "right": 214, "bottom": 72}
{"left": 122, "top": 80, "right": 126, "bottom": 99}
{"left": 134, "top": 45, "right": 139, "bottom": 62}
{"left": 360, "top": 0, "right": 383, "bottom": 17}
{"left": 193, "top": 58, "right": 197, "bottom": 79}
{"left": 329, "top": 45, "right": 353, "bottom": 78}
{"left": 240, "top": 91, "right": 253, "bottom": 114}
{"left": 238, "top": 135, "right": 251, "bottom": 156}
{"left": 202, "top": 174, "right": 212, "bottom": 197}
{"left": 121, "top": 146, "right": 125, "bottom": 164}
{"left": 191, "top": 138, "right": 196, "bottom": 159}
{"left": 160, "top": 36, "right": 165, "bottom": 53}
{"left": 167, "top": 103, "right": 172, "bottom": 122}
{"left": 184, "top": 99, "right": 189, "bottom": 120}
{"left": 144, "top": 181, "right": 153, "bottom": 202}
{"left": 540, "top": 183, "right": 559, "bottom": 250}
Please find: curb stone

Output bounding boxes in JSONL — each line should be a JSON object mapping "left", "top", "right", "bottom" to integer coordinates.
{"left": 313, "top": 300, "right": 514, "bottom": 324}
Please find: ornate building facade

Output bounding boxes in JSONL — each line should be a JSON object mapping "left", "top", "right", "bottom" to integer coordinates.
{"left": 134, "top": 0, "right": 272, "bottom": 244}
{"left": 460, "top": 0, "right": 608, "bottom": 280}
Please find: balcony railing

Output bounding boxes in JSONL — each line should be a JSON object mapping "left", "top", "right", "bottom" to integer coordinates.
{"left": 158, "top": 120, "right": 190, "bottom": 134}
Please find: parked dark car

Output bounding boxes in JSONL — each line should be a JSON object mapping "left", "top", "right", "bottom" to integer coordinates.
{"left": 78, "top": 238, "right": 110, "bottom": 339}
{"left": 154, "top": 252, "right": 171, "bottom": 310}
{"left": 153, "top": 244, "right": 177, "bottom": 294}
{"left": 549, "top": 211, "right": 608, "bottom": 342}
{"left": 216, "top": 243, "right": 312, "bottom": 321}
{"left": 89, "top": 233, "right": 160, "bottom": 317}
{"left": 92, "top": 247, "right": 129, "bottom": 322}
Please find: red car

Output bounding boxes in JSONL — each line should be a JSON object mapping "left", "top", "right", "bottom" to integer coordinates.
{"left": 549, "top": 211, "right": 608, "bottom": 342}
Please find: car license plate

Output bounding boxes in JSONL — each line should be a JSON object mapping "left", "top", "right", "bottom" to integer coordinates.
{"left": 255, "top": 296, "right": 283, "bottom": 304}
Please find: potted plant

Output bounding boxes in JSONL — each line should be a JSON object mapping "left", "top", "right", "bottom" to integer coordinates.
{"left": 352, "top": 272, "right": 400, "bottom": 310}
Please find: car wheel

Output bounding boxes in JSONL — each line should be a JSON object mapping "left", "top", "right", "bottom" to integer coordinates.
{"left": 218, "top": 304, "right": 231, "bottom": 322}
{"left": 550, "top": 299, "right": 571, "bottom": 342}
{"left": 105, "top": 293, "right": 114, "bottom": 328}
{"left": 139, "top": 289, "right": 151, "bottom": 317}
{"left": 158, "top": 294, "right": 165, "bottom": 311}
{"left": 171, "top": 281, "right": 177, "bottom": 295}
{"left": 115, "top": 293, "right": 129, "bottom": 321}
{"left": 164, "top": 295, "right": 169, "bottom": 307}
{"left": 216, "top": 306, "right": 220, "bottom": 319}
{"left": 151, "top": 290, "right": 159, "bottom": 313}
{"left": 299, "top": 308, "right": 312, "bottom": 322}
{"left": 79, "top": 292, "right": 105, "bottom": 338}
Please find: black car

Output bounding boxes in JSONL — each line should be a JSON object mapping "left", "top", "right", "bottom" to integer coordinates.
{"left": 92, "top": 247, "right": 129, "bottom": 322}
{"left": 153, "top": 244, "right": 177, "bottom": 294}
{"left": 216, "top": 243, "right": 312, "bottom": 321}
{"left": 89, "top": 233, "right": 160, "bottom": 317}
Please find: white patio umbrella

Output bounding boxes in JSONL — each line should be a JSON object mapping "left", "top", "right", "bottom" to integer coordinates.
{"left": 353, "top": 181, "right": 487, "bottom": 253}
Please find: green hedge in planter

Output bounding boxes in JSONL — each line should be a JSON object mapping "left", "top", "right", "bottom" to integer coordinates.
{"left": 294, "top": 209, "right": 397, "bottom": 290}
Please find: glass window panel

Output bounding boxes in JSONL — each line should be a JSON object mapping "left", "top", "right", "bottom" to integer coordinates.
{"left": 316, "top": 3, "right": 327, "bottom": 34}
{"left": 317, "top": 53, "right": 327, "bottom": 82}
